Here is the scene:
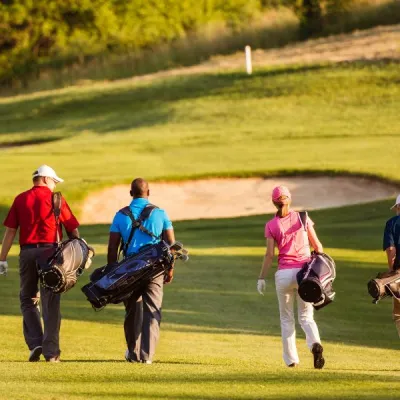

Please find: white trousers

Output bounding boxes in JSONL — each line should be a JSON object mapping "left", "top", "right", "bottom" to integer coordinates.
{"left": 275, "top": 268, "right": 321, "bottom": 366}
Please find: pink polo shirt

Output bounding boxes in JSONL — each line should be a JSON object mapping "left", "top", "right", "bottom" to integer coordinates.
{"left": 265, "top": 210, "right": 313, "bottom": 270}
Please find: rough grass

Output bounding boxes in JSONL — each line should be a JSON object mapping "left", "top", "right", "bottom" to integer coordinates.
{"left": 0, "top": 201, "right": 399, "bottom": 399}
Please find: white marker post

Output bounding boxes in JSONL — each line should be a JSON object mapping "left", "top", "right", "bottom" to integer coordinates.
{"left": 245, "top": 45, "right": 252, "bottom": 75}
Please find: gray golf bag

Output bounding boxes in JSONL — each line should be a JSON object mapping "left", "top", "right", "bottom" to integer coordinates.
{"left": 81, "top": 241, "right": 188, "bottom": 310}
{"left": 37, "top": 238, "right": 95, "bottom": 294}
{"left": 297, "top": 252, "right": 336, "bottom": 310}
{"left": 367, "top": 269, "right": 400, "bottom": 304}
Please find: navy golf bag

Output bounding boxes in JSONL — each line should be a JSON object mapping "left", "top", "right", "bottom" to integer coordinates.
{"left": 37, "top": 238, "right": 95, "bottom": 294}
{"left": 297, "top": 252, "right": 336, "bottom": 310}
{"left": 81, "top": 241, "right": 188, "bottom": 310}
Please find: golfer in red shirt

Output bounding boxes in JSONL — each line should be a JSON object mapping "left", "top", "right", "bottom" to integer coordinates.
{"left": 0, "top": 165, "right": 79, "bottom": 362}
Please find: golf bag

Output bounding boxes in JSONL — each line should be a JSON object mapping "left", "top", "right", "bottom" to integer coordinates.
{"left": 367, "top": 270, "right": 400, "bottom": 304}
{"left": 297, "top": 252, "right": 336, "bottom": 310}
{"left": 81, "top": 241, "right": 188, "bottom": 310}
{"left": 37, "top": 238, "right": 95, "bottom": 294}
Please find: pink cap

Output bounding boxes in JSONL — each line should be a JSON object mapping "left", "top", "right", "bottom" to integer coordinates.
{"left": 272, "top": 186, "right": 291, "bottom": 202}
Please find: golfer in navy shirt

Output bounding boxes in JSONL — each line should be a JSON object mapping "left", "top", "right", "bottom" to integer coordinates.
{"left": 107, "top": 178, "right": 175, "bottom": 363}
{"left": 383, "top": 194, "right": 400, "bottom": 337}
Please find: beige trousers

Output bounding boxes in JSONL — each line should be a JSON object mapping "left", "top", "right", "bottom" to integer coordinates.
{"left": 275, "top": 268, "right": 321, "bottom": 366}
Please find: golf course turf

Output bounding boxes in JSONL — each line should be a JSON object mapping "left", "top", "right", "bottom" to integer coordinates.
{"left": 0, "top": 59, "right": 399, "bottom": 399}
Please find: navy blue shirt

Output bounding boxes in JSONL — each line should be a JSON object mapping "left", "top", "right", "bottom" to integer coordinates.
{"left": 110, "top": 198, "right": 173, "bottom": 256}
{"left": 383, "top": 215, "right": 400, "bottom": 270}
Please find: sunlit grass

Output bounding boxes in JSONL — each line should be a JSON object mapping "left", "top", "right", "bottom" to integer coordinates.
{"left": 0, "top": 202, "right": 399, "bottom": 399}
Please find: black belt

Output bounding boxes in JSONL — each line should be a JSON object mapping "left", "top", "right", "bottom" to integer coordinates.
{"left": 21, "top": 243, "right": 58, "bottom": 250}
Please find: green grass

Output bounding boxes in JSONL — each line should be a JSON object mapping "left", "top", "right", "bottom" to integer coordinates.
{"left": 0, "top": 57, "right": 400, "bottom": 399}
{"left": 0, "top": 61, "right": 400, "bottom": 219}
{"left": 0, "top": 201, "right": 399, "bottom": 399}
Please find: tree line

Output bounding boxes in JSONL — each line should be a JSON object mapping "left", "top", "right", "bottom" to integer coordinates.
{"left": 0, "top": 0, "right": 364, "bottom": 87}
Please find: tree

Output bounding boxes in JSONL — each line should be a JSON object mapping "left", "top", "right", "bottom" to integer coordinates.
{"left": 295, "top": 0, "right": 323, "bottom": 37}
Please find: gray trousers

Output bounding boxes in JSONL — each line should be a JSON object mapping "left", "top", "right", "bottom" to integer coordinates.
{"left": 123, "top": 274, "right": 164, "bottom": 362}
{"left": 19, "top": 248, "right": 61, "bottom": 359}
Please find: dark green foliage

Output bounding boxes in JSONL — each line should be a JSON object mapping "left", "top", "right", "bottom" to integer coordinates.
{"left": 0, "top": 0, "right": 399, "bottom": 91}
{"left": 326, "top": 0, "right": 354, "bottom": 13}
{"left": 260, "top": 0, "right": 296, "bottom": 6}
{"left": 0, "top": 0, "right": 261, "bottom": 87}
{"left": 295, "top": 0, "right": 355, "bottom": 37}
{"left": 295, "top": 0, "right": 324, "bottom": 37}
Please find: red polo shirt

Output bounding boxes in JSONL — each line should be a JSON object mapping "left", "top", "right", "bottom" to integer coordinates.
{"left": 3, "top": 186, "right": 80, "bottom": 245}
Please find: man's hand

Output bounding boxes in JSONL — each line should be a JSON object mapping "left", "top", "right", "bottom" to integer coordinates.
{"left": 257, "top": 279, "right": 266, "bottom": 295}
{"left": 164, "top": 269, "right": 174, "bottom": 284}
{"left": 0, "top": 261, "right": 8, "bottom": 276}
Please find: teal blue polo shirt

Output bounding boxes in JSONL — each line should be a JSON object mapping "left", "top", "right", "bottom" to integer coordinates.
{"left": 110, "top": 198, "right": 173, "bottom": 256}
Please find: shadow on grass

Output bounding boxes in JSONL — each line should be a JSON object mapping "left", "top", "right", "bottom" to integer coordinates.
{"left": 329, "top": 367, "right": 400, "bottom": 373}
{"left": 0, "top": 251, "right": 398, "bottom": 350}
{"left": 0, "top": 204, "right": 398, "bottom": 350}
{"left": 2, "top": 60, "right": 399, "bottom": 148}
{"left": 0, "top": 63, "right": 330, "bottom": 144}
{"left": 60, "top": 360, "right": 214, "bottom": 365}
{"left": 6, "top": 59, "right": 397, "bottom": 147}
{"left": 59, "top": 371, "right": 400, "bottom": 400}
{"left": 75, "top": 391, "right": 400, "bottom": 400}
{"left": 0, "top": 136, "right": 65, "bottom": 148}
{"left": 33, "top": 370, "right": 400, "bottom": 384}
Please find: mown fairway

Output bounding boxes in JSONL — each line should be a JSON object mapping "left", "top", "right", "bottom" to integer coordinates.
{"left": 0, "top": 61, "right": 399, "bottom": 213}
{"left": 0, "top": 60, "right": 399, "bottom": 399}
{"left": 0, "top": 202, "right": 399, "bottom": 400}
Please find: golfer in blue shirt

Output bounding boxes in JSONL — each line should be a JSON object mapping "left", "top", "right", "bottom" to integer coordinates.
{"left": 107, "top": 178, "right": 175, "bottom": 363}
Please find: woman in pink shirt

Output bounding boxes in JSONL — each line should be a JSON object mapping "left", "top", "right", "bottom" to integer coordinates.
{"left": 257, "top": 186, "right": 325, "bottom": 369}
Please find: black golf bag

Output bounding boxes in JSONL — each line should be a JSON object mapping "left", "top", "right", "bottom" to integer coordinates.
{"left": 367, "top": 269, "right": 400, "bottom": 304}
{"left": 81, "top": 241, "right": 188, "bottom": 310}
{"left": 297, "top": 252, "right": 336, "bottom": 310}
{"left": 37, "top": 238, "right": 95, "bottom": 294}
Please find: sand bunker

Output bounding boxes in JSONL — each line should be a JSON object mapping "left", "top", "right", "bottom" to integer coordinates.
{"left": 80, "top": 176, "right": 398, "bottom": 224}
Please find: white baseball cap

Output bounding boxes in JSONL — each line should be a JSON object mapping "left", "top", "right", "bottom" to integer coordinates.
{"left": 32, "top": 165, "right": 64, "bottom": 183}
{"left": 390, "top": 194, "right": 400, "bottom": 210}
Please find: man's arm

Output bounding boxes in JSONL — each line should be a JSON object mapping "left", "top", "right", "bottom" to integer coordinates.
{"left": 385, "top": 247, "right": 396, "bottom": 271}
{"left": 107, "top": 232, "right": 121, "bottom": 265}
{"left": 162, "top": 229, "right": 176, "bottom": 284}
{"left": 66, "top": 228, "right": 80, "bottom": 239}
{"left": 383, "top": 220, "right": 395, "bottom": 271}
{"left": 0, "top": 228, "right": 17, "bottom": 261}
{"left": 162, "top": 228, "right": 175, "bottom": 246}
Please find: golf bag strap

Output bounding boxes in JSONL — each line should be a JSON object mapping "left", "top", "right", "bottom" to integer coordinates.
{"left": 299, "top": 211, "right": 308, "bottom": 231}
{"left": 313, "top": 294, "right": 326, "bottom": 307}
{"left": 52, "top": 192, "right": 62, "bottom": 245}
{"left": 119, "top": 204, "right": 159, "bottom": 257}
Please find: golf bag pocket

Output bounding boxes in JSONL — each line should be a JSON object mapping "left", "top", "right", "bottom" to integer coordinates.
{"left": 297, "top": 252, "right": 336, "bottom": 310}
{"left": 37, "top": 238, "right": 95, "bottom": 294}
